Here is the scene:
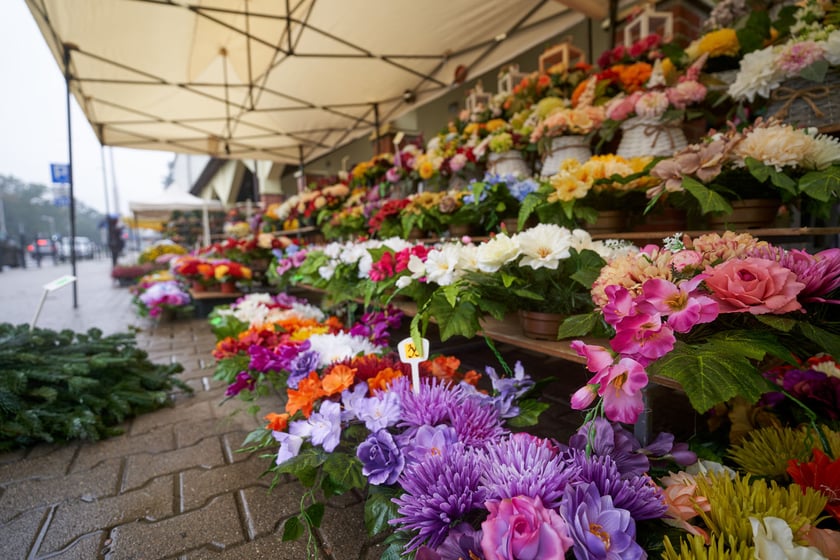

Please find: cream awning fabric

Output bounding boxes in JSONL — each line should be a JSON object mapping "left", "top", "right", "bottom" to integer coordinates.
{"left": 25, "top": 0, "right": 597, "bottom": 165}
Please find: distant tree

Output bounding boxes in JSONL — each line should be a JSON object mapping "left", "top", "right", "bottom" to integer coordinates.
{"left": 0, "top": 175, "right": 105, "bottom": 245}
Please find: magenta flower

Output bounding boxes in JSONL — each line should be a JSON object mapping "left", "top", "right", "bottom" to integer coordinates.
{"left": 610, "top": 312, "right": 676, "bottom": 365}
{"left": 225, "top": 371, "right": 255, "bottom": 397}
{"left": 639, "top": 277, "right": 719, "bottom": 333}
{"left": 570, "top": 341, "right": 615, "bottom": 376}
{"left": 602, "top": 285, "right": 637, "bottom": 328}
{"left": 570, "top": 384, "right": 598, "bottom": 410}
{"left": 599, "top": 357, "right": 649, "bottom": 424}
{"left": 480, "top": 496, "right": 573, "bottom": 560}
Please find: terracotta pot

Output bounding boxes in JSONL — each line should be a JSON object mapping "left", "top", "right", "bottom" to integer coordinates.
{"left": 448, "top": 223, "right": 474, "bottom": 237}
{"left": 407, "top": 227, "right": 425, "bottom": 240}
{"left": 518, "top": 310, "right": 566, "bottom": 341}
{"left": 191, "top": 281, "right": 206, "bottom": 293}
{"left": 706, "top": 199, "right": 781, "bottom": 230}
{"left": 219, "top": 281, "right": 237, "bottom": 294}
{"left": 632, "top": 206, "right": 687, "bottom": 233}
{"left": 584, "top": 210, "right": 628, "bottom": 234}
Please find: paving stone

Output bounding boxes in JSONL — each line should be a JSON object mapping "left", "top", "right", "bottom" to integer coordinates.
{"left": 0, "top": 458, "right": 121, "bottom": 523}
{"left": 0, "top": 444, "right": 78, "bottom": 484}
{"left": 0, "top": 506, "right": 49, "bottom": 559}
{"left": 108, "top": 495, "right": 245, "bottom": 559}
{"left": 70, "top": 425, "right": 176, "bottom": 473}
{"left": 122, "top": 437, "right": 225, "bottom": 492}
{"left": 39, "top": 475, "right": 175, "bottom": 555}
{"left": 38, "top": 530, "right": 107, "bottom": 560}
{"left": 175, "top": 416, "right": 254, "bottom": 449}
{"left": 179, "top": 454, "right": 269, "bottom": 511}
{"left": 128, "top": 399, "right": 217, "bottom": 436}
{"left": 316, "top": 499, "right": 368, "bottom": 560}
{"left": 238, "top": 483, "right": 307, "bottom": 539}
{"left": 183, "top": 535, "right": 323, "bottom": 559}
{"left": 221, "top": 433, "right": 260, "bottom": 464}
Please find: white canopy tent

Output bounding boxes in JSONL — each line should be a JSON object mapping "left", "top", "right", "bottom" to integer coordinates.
{"left": 128, "top": 189, "right": 225, "bottom": 247}
{"left": 24, "top": 0, "right": 610, "bottom": 165}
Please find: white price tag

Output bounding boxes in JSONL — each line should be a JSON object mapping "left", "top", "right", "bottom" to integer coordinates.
{"left": 44, "top": 275, "right": 77, "bottom": 292}
{"left": 397, "top": 336, "right": 429, "bottom": 393}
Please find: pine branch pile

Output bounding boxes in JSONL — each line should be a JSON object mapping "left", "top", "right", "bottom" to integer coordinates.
{"left": 0, "top": 323, "right": 190, "bottom": 450}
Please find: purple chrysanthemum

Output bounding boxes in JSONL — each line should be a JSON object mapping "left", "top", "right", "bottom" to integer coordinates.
{"left": 395, "top": 377, "right": 465, "bottom": 431}
{"left": 391, "top": 444, "right": 486, "bottom": 552}
{"left": 567, "top": 418, "right": 650, "bottom": 478}
{"left": 560, "top": 482, "right": 645, "bottom": 560}
{"left": 751, "top": 246, "right": 840, "bottom": 302}
{"left": 564, "top": 449, "right": 667, "bottom": 521}
{"left": 480, "top": 433, "right": 578, "bottom": 509}
{"left": 450, "top": 395, "right": 507, "bottom": 447}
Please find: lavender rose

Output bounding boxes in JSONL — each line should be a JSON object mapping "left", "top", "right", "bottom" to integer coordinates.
{"left": 481, "top": 495, "right": 572, "bottom": 560}
{"left": 357, "top": 430, "right": 404, "bottom": 485}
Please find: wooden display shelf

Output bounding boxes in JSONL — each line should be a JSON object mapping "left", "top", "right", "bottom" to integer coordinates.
{"left": 189, "top": 289, "right": 243, "bottom": 318}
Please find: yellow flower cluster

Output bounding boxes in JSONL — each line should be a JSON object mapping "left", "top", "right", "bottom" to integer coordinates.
{"left": 547, "top": 154, "right": 654, "bottom": 203}
{"left": 686, "top": 28, "right": 740, "bottom": 60}
{"left": 138, "top": 241, "right": 187, "bottom": 264}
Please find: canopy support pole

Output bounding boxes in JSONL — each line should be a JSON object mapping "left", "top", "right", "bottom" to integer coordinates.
{"left": 98, "top": 130, "right": 110, "bottom": 216}
{"left": 133, "top": 211, "right": 141, "bottom": 253}
{"left": 252, "top": 159, "right": 260, "bottom": 205}
{"left": 297, "top": 146, "right": 305, "bottom": 194}
{"left": 373, "top": 103, "right": 381, "bottom": 156}
{"left": 609, "top": 0, "right": 619, "bottom": 49}
{"left": 63, "top": 43, "right": 78, "bottom": 309}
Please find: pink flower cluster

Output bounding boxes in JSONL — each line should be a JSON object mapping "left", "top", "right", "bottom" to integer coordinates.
{"left": 777, "top": 40, "right": 826, "bottom": 75}
{"left": 571, "top": 275, "right": 718, "bottom": 423}
{"left": 605, "top": 81, "right": 706, "bottom": 121}
{"left": 597, "top": 33, "right": 663, "bottom": 68}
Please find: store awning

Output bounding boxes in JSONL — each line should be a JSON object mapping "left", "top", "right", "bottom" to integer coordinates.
{"left": 25, "top": 0, "right": 595, "bottom": 165}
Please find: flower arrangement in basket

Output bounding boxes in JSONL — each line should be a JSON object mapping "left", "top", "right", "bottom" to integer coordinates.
{"left": 519, "top": 154, "right": 654, "bottom": 230}
{"left": 601, "top": 55, "right": 708, "bottom": 158}
{"left": 727, "top": 0, "right": 840, "bottom": 131}
{"left": 647, "top": 117, "right": 840, "bottom": 223}
{"left": 133, "top": 278, "right": 193, "bottom": 320}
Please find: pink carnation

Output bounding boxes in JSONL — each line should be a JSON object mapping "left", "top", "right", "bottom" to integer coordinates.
{"left": 667, "top": 81, "right": 707, "bottom": 109}
{"left": 777, "top": 41, "right": 826, "bottom": 75}
{"left": 703, "top": 257, "right": 806, "bottom": 315}
{"left": 606, "top": 92, "right": 641, "bottom": 121}
{"left": 634, "top": 90, "right": 669, "bottom": 118}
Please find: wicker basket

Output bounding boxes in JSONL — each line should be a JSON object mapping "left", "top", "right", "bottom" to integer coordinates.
{"left": 767, "top": 68, "right": 840, "bottom": 133}
{"left": 616, "top": 116, "right": 687, "bottom": 159}
{"left": 487, "top": 151, "right": 532, "bottom": 177}
{"left": 540, "top": 136, "right": 592, "bottom": 178}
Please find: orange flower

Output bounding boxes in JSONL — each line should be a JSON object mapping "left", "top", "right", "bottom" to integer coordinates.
{"left": 322, "top": 364, "right": 356, "bottom": 396}
{"left": 367, "top": 367, "right": 404, "bottom": 393}
{"left": 614, "top": 62, "right": 652, "bottom": 93}
{"left": 285, "top": 371, "right": 324, "bottom": 418}
{"left": 196, "top": 263, "right": 215, "bottom": 280}
{"left": 324, "top": 316, "right": 345, "bottom": 332}
{"left": 265, "top": 412, "right": 289, "bottom": 431}
{"left": 462, "top": 369, "right": 482, "bottom": 386}
{"left": 421, "top": 355, "right": 462, "bottom": 382}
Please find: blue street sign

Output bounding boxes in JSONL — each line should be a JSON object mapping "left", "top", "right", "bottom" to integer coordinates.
{"left": 54, "top": 195, "right": 70, "bottom": 207}
{"left": 50, "top": 163, "right": 71, "bottom": 184}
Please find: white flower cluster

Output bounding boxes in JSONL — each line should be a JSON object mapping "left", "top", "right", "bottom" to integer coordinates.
{"left": 317, "top": 237, "right": 413, "bottom": 281}
{"left": 216, "top": 292, "right": 326, "bottom": 327}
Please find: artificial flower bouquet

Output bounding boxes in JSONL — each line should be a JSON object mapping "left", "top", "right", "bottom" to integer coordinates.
{"left": 132, "top": 278, "right": 193, "bottom": 320}
{"left": 519, "top": 154, "right": 654, "bottom": 230}
{"left": 449, "top": 174, "right": 527, "bottom": 234}
{"left": 350, "top": 154, "right": 395, "bottom": 189}
{"left": 213, "top": 260, "right": 253, "bottom": 286}
{"left": 368, "top": 198, "right": 411, "bottom": 239}
{"left": 647, "top": 117, "right": 840, "bottom": 222}
{"left": 398, "top": 191, "right": 449, "bottom": 239}
{"left": 171, "top": 255, "right": 217, "bottom": 288}
{"left": 728, "top": 0, "right": 840, "bottom": 105}
{"left": 110, "top": 262, "right": 160, "bottom": 286}
{"left": 563, "top": 231, "right": 840, "bottom": 423}
{"left": 137, "top": 240, "right": 188, "bottom": 264}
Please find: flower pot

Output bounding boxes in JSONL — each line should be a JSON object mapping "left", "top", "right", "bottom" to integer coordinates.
{"left": 706, "top": 199, "right": 781, "bottom": 230}
{"left": 219, "top": 281, "right": 237, "bottom": 294}
{"left": 616, "top": 116, "right": 687, "bottom": 159}
{"left": 518, "top": 310, "right": 566, "bottom": 341}
{"left": 407, "top": 227, "right": 425, "bottom": 240}
{"left": 540, "top": 136, "right": 592, "bottom": 178}
{"left": 584, "top": 209, "right": 628, "bottom": 234}
{"left": 487, "top": 151, "right": 531, "bottom": 177}
{"left": 191, "top": 281, "right": 206, "bottom": 293}
{"left": 632, "top": 206, "right": 687, "bottom": 233}
{"left": 500, "top": 217, "right": 520, "bottom": 234}
{"left": 448, "top": 223, "right": 475, "bottom": 238}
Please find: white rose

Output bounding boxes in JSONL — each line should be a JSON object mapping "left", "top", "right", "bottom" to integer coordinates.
{"left": 476, "top": 234, "right": 520, "bottom": 273}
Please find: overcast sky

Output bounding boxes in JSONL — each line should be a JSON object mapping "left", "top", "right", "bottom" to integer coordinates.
{"left": 0, "top": 1, "right": 174, "bottom": 217}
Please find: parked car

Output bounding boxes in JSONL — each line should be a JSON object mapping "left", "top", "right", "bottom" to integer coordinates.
{"left": 0, "top": 231, "right": 24, "bottom": 269}
{"left": 58, "top": 236, "right": 95, "bottom": 261}
{"left": 27, "top": 235, "right": 59, "bottom": 264}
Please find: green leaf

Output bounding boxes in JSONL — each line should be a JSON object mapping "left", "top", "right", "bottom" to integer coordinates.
{"left": 274, "top": 447, "right": 326, "bottom": 487}
{"left": 556, "top": 312, "right": 599, "bottom": 339}
{"left": 647, "top": 340, "right": 777, "bottom": 413}
{"left": 681, "top": 177, "right": 732, "bottom": 215}
{"left": 304, "top": 502, "right": 325, "bottom": 528}
{"left": 322, "top": 453, "right": 366, "bottom": 492}
{"left": 518, "top": 192, "right": 543, "bottom": 226}
{"left": 799, "top": 167, "right": 840, "bottom": 202}
{"left": 427, "top": 297, "right": 481, "bottom": 341}
{"left": 796, "top": 322, "right": 840, "bottom": 358}
{"left": 281, "top": 516, "right": 304, "bottom": 541}
{"left": 506, "top": 399, "right": 550, "bottom": 427}
{"left": 745, "top": 157, "right": 796, "bottom": 195}
{"left": 365, "top": 488, "right": 401, "bottom": 536}
{"left": 379, "top": 543, "right": 405, "bottom": 560}
{"left": 799, "top": 59, "right": 829, "bottom": 82}
{"left": 736, "top": 10, "right": 771, "bottom": 54}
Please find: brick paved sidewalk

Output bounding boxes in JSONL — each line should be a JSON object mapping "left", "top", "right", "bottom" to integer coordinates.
{"left": 0, "top": 317, "right": 385, "bottom": 560}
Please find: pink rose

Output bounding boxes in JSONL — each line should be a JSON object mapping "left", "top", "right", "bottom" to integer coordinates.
{"left": 606, "top": 92, "right": 641, "bottom": 121}
{"left": 449, "top": 153, "right": 468, "bottom": 173}
{"left": 670, "top": 250, "right": 703, "bottom": 272}
{"left": 481, "top": 496, "right": 572, "bottom": 560}
{"left": 703, "top": 257, "right": 805, "bottom": 315}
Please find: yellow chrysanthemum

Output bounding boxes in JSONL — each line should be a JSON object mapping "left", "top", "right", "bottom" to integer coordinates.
{"left": 463, "top": 123, "right": 481, "bottom": 137}
{"left": 418, "top": 160, "right": 436, "bottom": 180}
{"left": 548, "top": 172, "right": 590, "bottom": 202}
{"left": 690, "top": 28, "right": 740, "bottom": 60}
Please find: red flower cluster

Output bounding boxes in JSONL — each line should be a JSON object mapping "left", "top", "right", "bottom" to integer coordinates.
{"left": 368, "top": 199, "right": 410, "bottom": 234}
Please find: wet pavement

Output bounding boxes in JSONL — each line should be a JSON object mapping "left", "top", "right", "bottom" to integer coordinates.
{"left": 0, "top": 257, "right": 692, "bottom": 559}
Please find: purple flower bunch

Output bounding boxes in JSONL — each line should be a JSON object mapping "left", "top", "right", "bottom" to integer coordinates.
{"left": 395, "top": 420, "right": 695, "bottom": 559}
{"left": 347, "top": 306, "right": 404, "bottom": 346}
{"left": 137, "top": 280, "right": 191, "bottom": 318}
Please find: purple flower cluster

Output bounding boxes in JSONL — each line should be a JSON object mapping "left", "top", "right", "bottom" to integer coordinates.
{"left": 347, "top": 307, "right": 404, "bottom": 346}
